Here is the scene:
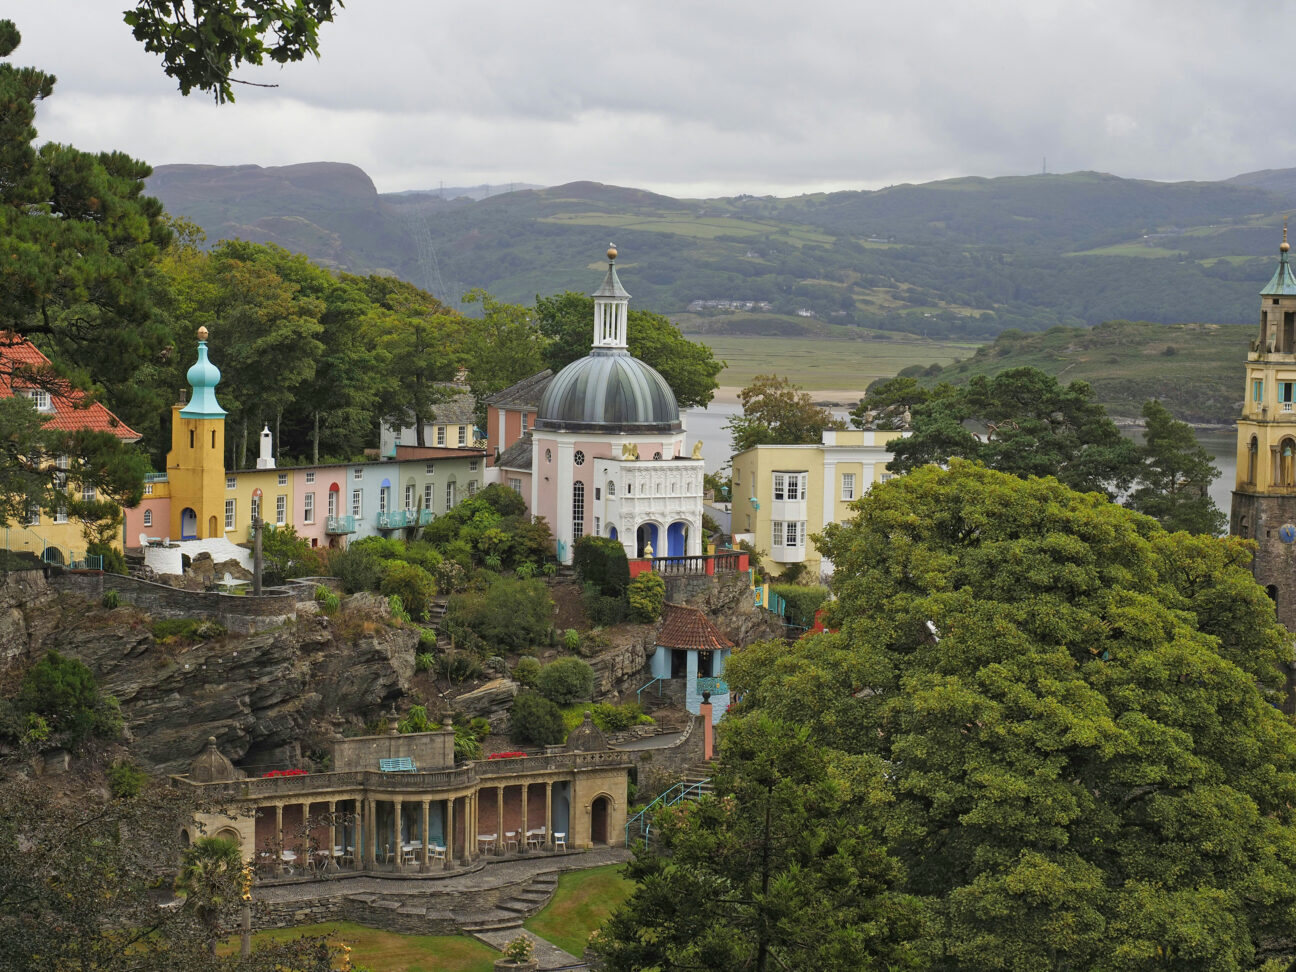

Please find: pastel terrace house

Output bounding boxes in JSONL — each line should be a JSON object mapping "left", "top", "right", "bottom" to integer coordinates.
{"left": 0, "top": 334, "right": 141, "bottom": 567}
{"left": 731, "top": 427, "right": 906, "bottom": 579}
{"left": 124, "top": 327, "right": 488, "bottom": 566}
{"left": 178, "top": 713, "right": 631, "bottom": 873}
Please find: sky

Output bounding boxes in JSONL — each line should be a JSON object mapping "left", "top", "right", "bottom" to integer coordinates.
{"left": 6, "top": 1, "right": 1288, "bottom": 198}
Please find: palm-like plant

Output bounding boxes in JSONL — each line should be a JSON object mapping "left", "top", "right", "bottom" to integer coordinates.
{"left": 175, "top": 836, "right": 243, "bottom": 954}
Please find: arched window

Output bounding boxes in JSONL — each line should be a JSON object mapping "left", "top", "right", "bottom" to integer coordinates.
{"left": 607, "top": 480, "right": 616, "bottom": 497}
{"left": 143, "top": 509, "right": 153, "bottom": 528}
{"left": 572, "top": 482, "right": 585, "bottom": 540}
{"left": 1281, "top": 439, "right": 1295, "bottom": 487}
{"left": 1249, "top": 436, "right": 1259, "bottom": 485}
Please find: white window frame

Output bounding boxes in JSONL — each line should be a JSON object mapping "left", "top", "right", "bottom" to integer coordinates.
{"left": 327, "top": 491, "right": 337, "bottom": 517}
{"left": 303, "top": 492, "right": 315, "bottom": 523}
{"left": 275, "top": 495, "right": 286, "bottom": 525}
{"left": 772, "top": 519, "right": 782, "bottom": 547}
{"left": 378, "top": 487, "right": 389, "bottom": 514}
{"left": 425, "top": 462, "right": 435, "bottom": 475}
{"left": 424, "top": 482, "right": 434, "bottom": 512}
{"left": 352, "top": 489, "right": 363, "bottom": 517}
{"left": 24, "top": 388, "right": 53, "bottom": 413}
{"left": 82, "top": 483, "right": 95, "bottom": 504}
{"left": 841, "top": 472, "right": 855, "bottom": 501}
{"left": 458, "top": 426, "right": 467, "bottom": 447}
{"left": 143, "top": 509, "right": 153, "bottom": 528}
{"left": 469, "top": 460, "right": 479, "bottom": 471}
{"left": 508, "top": 477, "right": 522, "bottom": 494}
{"left": 225, "top": 499, "right": 235, "bottom": 530}
{"left": 404, "top": 484, "right": 415, "bottom": 510}
{"left": 277, "top": 473, "right": 287, "bottom": 486}
{"left": 305, "top": 471, "right": 315, "bottom": 485}
{"left": 250, "top": 497, "right": 260, "bottom": 523}
{"left": 226, "top": 475, "right": 236, "bottom": 489}
{"left": 446, "top": 480, "right": 456, "bottom": 508}
{"left": 353, "top": 466, "right": 363, "bottom": 481}
{"left": 467, "top": 480, "right": 478, "bottom": 497}
{"left": 436, "top": 427, "right": 446, "bottom": 446}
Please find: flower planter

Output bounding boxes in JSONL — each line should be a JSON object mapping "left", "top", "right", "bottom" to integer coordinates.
{"left": 493, "top": 959, "right": 538, "bottom": 971}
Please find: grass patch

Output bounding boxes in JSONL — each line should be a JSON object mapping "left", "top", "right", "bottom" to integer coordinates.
{"left": 221, "top": 922, "right": 498, "bottom": 972}
{"left": 694, "top": 333, "right": 978, "bottom": 391}
{"left": 524, "top": 863, "right": 635, "bottom": 957}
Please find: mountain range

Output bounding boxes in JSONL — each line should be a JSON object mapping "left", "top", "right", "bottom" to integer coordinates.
{"left": 146, "top": 162, "right": 1296, "bottom": 339}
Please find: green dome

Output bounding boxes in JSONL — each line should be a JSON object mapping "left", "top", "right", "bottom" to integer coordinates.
{"left": 181, "top": 339, "right": 226, "bottom": 418}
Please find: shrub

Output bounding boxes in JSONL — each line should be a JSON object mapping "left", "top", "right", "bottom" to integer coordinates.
{"left": 107, "top": 759, "right": 148, "bottom": 799}
{"left": 536, "top": 657, "right": 595, "bottom": 705}
{"left": 314, "top": 584, "right": 333, "bottom": 602}
{"left": 627, "top": 571, "right": 666, "bottom": 623}
{"left": 515, "top": 561, "right": 537, "bottom": 579}
{"left": 563, "top": 628, "right": 581, "bottom": 651}
{"left": 561, "top": 702, "right": 651, "bottom": 734}
{"left": 418, "top": 627, "right": 438, "bottom": 649}
{"left": 319, "top": 590, "right": 340, "bottom": 615}
{"left": 435, "top": 559, "right": 468, "bottom": 594}
{"left": 101, "top": 590, "right": 121, "bottom": 609}
{"left": 260, "top": 525, "right": 313, "bottom": 586}
{"left": 513, "top": 656, "right": 541, "bottom": 687}
{"left": 435, "top": 651, "right": 484, "bottom": 683}
{"left": 415, "top": 652, "right": 435, "bottom": 673}
{"left": 443, "top": 577, "right": 554, "bottom": 652}
{"left": 87, "top": 541, "right": 127, "bottom": 575}
{"left": 398, "top": 705, "right": 435, "bottom": 733}
{"left": 573, "top": 535, "right": 630, "bottom": 598}
{"left": 469, "top": 716, "right": 491, "bottom": 739}
{"left": 770, "top": 584, "right": 830, "bottom": 627}
{"left": 328, "top": 544, "right": 384, "bottom": 593}
{"left": 381, "top": 561, "right": 437, "bottom": 621}
{"left": 510, "top": 691, "right": 566, "bottom": 747}
{"left": 476, "top": 482, "right": 528, "bottom": 518}
{"left": 453, "top": 728, "right": 483, "bottom": 762}
{"left": 777, "top": 562, "right": 808, "bottom": 585}
{"left": 15, "top": 651, "right": 117, "bottom": 747}
{"left": 583, "top": 584, "right": 628, "bottom": 627}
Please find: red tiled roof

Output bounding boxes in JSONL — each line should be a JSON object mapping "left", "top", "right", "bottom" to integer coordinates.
{"left": 656, "top": 603, "right": 734, "bottom": 651}
{"left": 0, "top": 334, "right": 140, "bottom": 441}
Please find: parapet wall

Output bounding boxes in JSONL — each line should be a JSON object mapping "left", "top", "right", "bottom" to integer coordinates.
{"left": 52, "top": 571, "right": 300, "bottom": 634}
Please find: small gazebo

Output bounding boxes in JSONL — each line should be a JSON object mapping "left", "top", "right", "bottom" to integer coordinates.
{"left": 648, "top": 603, "right": 734, "bottom": 723}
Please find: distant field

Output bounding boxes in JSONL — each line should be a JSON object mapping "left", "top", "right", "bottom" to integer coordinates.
{"left": 540, "top": 211, "right": 835, "bottom": 246}
{"left": 1068, "top": 243, "right": 1186, "bottom": 258}
{"left": 691, "top": 333, "right": 978, "bottom": 392}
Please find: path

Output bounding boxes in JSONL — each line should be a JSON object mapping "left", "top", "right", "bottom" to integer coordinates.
{"left": 611, "top": 730, "right": 684, "bottom": 751}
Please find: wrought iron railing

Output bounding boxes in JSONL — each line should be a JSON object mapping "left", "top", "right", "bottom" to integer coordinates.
{"left": 625, "top": 777, "right": 712, "bottom": 846}
{"left": 325, "top": 515, "right": 356, "bottom": 534}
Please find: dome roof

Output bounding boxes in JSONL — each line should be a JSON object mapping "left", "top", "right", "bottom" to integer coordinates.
{"left": 180, "top": 335, "right": 226, "bottom": 419}
{"left": 535, "top": 349, "right": 680, "bottom": 434}
{"left": 565, "top": 711, "right": 608, "bottom": 753}
{"left": 188, "top": 737, "right": 240, "bottom": 783}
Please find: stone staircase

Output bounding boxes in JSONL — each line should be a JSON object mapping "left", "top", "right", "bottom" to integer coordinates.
{"left": 680, "top": 761, "right": 716, "bottom": 799}
{"left": 456, "top": 872, "right": 559, "bottom": 933}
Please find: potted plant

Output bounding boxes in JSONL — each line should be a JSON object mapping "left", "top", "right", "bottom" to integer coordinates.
{"left": 494, "top": 933, "right": 538, "bottom": 970}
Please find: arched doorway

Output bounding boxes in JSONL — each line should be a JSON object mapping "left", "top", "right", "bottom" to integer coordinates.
{"left": 208, "top": 515, "right": 218, "bottom": 538}
{"left": 666, "top": 521, "right": 688, "bottom": 557}
{"left": 636, "top": 523, "right": 659, "bottom": 557}
{"left": 590, "top": 796, "right": 610, "bottom": 845}
{"left": 42, "top": 546, "right": 64, "bottom": 565}
{"left": 608, "top": 525, "right": 618, "bottom": 541}
{"left": 180, "top": 507, "right": 197, "bottom": 540}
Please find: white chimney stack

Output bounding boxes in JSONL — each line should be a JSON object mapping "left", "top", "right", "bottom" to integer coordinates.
{"left": 256, "top": 425, "right": 275, "bottom": 469}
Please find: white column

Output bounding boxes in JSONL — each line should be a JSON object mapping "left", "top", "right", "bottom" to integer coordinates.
{"left": 555, "top": 438, "right": 575, "bottom": 563}
{"left": 822, "top": 457, "right": 837, "bottom": 531}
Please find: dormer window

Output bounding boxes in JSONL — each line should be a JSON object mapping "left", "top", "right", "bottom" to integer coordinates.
{"left": 22, "top": 389, "right": 52, "bottom": 413}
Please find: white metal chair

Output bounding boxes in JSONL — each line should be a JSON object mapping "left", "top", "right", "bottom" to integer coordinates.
{"left": 504, "top": 830, "right": 519, "bottom": 852}
{"left": 553, "top": 832, "right": 566, "bottom": 851}
{"left": 431, "top": 843, "right": 446, "bottom": 862}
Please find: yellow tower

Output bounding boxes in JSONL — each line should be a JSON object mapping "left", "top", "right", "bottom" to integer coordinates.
{"left": 166, "top": 327, "right": 227, "bottom": 540}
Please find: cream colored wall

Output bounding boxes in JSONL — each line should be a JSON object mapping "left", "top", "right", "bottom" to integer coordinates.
{"left": 190, "top": 809, "right": 256, "bottom": 860}
{"left": 570, "top": 766, "right": 630, "bottom": 849}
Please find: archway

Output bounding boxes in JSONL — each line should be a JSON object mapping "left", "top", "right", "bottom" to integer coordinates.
{"left": 180, "top": 507, "right": 197, "bottom": 540}
{"left": 208, "top": 515, "right": 218, "bottom": 538}
{"left": 41, "top": 546, "right": 63, "bottom": 565}
{"left": 590, "top": 796, "right": 610, "bottom": 845}
{"left": 608, "top": 525, "right": 618, "bottom": 541}
{"left": 1249, "top": 435, "right": 1259, "bottom": 485}
{"left": 1282, "top": 439, "right": 1296, "bottom": 487}
{"left": 666, "top": 521, "right": 688, "bottom": 558}
{"left": 636, "top": 523, "right": 659, "bottom": 558}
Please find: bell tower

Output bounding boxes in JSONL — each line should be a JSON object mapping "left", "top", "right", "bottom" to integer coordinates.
{"left": 166, "top": 327, "right": 227, "bottom": 541}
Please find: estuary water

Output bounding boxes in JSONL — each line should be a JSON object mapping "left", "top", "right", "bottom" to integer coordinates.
{"left": 684, "top": 404, "right": 1241, "bottom": 517}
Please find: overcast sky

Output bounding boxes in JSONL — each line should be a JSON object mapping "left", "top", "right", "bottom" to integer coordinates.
{"left": 6, "top": 1, "right": 1286, "bottom": 198}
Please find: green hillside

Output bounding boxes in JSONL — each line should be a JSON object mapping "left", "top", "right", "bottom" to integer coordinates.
{"left": 905, "top": 321, "right": 1250, "bottom": 425}
{"left": 147, "top": 165, "right": 1296, "bottom": 342}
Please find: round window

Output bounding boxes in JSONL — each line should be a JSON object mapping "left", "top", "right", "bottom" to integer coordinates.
{"left": 545, "top": 448, "right": 552, "bottom": 462}
{"left": 574, "top": 450, "right": 585, "bottom": 465}
{"left": 653, "top": 451, "right": 662, "bottom": 460}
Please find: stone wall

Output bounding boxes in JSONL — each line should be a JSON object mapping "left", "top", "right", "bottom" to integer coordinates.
{"left": 333, "top": 728, "right": 456, "bottom": 773}
{"left": 54, "top": 571, "right": 298, "bottom": 635}
{"left": 618, "top": 714, "right": 704, "bottom": 783}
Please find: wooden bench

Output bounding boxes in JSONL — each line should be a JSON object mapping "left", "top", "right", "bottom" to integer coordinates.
{"left": 379, "top": 757, "right": 417, "bottom": 772}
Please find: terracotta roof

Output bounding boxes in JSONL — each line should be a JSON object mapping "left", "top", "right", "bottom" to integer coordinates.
{"left": 484, "top": 369, "right": 553, "bottom": 410}
{"left": 656, "top": 603, "right": 734, "bottom": 651}
{"left": 0, "top": 335, "right": 140, "bottom": 441}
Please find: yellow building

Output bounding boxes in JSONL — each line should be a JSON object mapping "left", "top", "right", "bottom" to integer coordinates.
{"left": 731, "top": 428, "right": 904, "bottom": 579}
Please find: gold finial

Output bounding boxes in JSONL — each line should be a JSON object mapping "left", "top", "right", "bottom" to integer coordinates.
{"left": 607, "top": 243, "right": 618, "bottom": 261}
{"left": 196, "top": 326, "right": 209, "bottom": 341}
{"left": 1283, "top": 219, "right": 1290, "bottom": 253}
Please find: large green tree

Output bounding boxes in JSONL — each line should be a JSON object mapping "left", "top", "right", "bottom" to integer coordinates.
{"left": 535, "top": 291, "right": 722, "bottom": 408}
{"left": 1127, "top": 398, "right": 1226, "bottom": 535}
{"left": 728, "top": 374, "right": 844, "bottom": 452}
{"left": 726, "top": 462, "right": 1296, "bottom": 970}
{"left": 593, "top": 715, "right": 925, "bottom": 971}
{"left": 860, "top": 368, "right": 1142, "bottom": 498}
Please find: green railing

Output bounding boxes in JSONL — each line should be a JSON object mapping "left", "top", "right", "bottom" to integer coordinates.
{"left": 625, "top": 778, "right": 711, "bottom": 846}
{"left": 375, "top": 510, "right": 410, "bottom": 530}
{"left": 325, "top": 515, "right": 356, "bottom": 534}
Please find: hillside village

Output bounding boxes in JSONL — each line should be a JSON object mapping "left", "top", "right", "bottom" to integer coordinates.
{"left": 14, "top": 8, "right": 1296, "bottom": 971}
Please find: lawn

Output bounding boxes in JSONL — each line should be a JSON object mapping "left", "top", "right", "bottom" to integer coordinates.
{"left": 694, "top": 333, "right": 978, "bottom": 392}
{"left": 524, "top": 863, "right": 635, "bottom": 957}
{"left": 222, "top": 922, "right": 499, "bottom": 972}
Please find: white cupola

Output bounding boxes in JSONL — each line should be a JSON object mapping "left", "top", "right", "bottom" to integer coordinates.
{"left": 591, "top": 244, "right": 630, "bottom": 349}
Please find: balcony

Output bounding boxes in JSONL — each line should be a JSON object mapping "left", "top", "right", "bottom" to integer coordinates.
{"left": 376, "top": 509, "right": 434, "bottom": 530}
{"left": 325, "top": 515, "right": 356, "bottom": 534}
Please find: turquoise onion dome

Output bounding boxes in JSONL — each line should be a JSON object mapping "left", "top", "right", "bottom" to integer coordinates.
{"left": 180, "top": 326, "right": 226, "bottom": 418}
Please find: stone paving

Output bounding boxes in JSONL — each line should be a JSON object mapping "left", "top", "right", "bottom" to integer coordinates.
{"left": 472, "top": 927, "right": 583, "bottom": 970}
{"left": 253, "top": 846, "right": 630, "bottom": 904}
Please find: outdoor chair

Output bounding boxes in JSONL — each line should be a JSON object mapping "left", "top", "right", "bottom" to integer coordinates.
{"left": 553, "top": 832, "right": 566, "bottom": 851}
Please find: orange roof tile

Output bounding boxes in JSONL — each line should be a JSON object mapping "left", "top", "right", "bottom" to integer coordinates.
{"left": 656, "top": 603, "right": 734, "bottom": 652}
{"left": 0, "top": 334, "right": 140, "bottom": 441}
